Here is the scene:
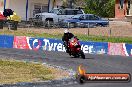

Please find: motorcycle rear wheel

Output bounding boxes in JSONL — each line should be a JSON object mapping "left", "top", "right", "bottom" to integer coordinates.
{"left": 80, "top": 50, "right": 85, "bottom": 59}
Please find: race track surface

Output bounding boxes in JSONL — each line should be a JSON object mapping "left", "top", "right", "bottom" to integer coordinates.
{"left": 0, "top": 48, "right": 132, "bottom": 87}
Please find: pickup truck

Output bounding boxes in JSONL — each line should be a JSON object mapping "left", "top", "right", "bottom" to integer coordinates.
{"left": 34, "top": 8, "right": 85, "bottom": 27}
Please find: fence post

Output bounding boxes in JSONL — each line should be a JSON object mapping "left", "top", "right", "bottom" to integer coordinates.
{"left": 68, "top": 22, "right": 70, "bottom": 30}
{"left": 87, "top": 23, "right": 89, "bottom": 36}
{"left": 108, "top": 19, "right": 111, "bottom": 37}
{"left": 109, "top": 28, "right": 111, "bottom": 37}
{"left": 47, "top": 20, "right": 50, "bottom": 29}
{"left": 8, "top": 22, "right": 11, "bottom": 30}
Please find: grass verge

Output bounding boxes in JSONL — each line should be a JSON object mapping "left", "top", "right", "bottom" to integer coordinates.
{"left": 0, "top": 28, "right": 132, "bottom": 44}
{"left": 0, "top": 59, "right": 68, "bottom": 84}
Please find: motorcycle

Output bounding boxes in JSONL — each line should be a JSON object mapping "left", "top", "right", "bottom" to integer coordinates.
{"left": 65, "top": 36, "right": 85, "bottom": 59}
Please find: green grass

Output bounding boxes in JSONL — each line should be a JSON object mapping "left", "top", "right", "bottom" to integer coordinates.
{"left": 0, "top": 59, "right": 55, "bottom": 84}
{"left": 0, "top": 28, "right": 132, "bottom": 44}
{"left": 77, "top": 35, "right": 132, "bottom": 44}
{"left": 32, "top": 33, "right": 132, "bottom": 44}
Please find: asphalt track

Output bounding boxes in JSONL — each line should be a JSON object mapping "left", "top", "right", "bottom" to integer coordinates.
{"left": 0, "top": 48, "right": 132, "bottom": 87}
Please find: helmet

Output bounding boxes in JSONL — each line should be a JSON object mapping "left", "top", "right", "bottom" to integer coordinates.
{"left": 64, "top": 29, "right": 69, "bottom": 33}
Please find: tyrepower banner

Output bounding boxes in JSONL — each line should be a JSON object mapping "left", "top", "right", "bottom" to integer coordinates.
{"left": 108, "top": 43, "right": 132, "bottom": 56}
{"left": 26, "top": 37, "right": 66, "bottom": 52}
{"left": 124, "top": 44, "right": 132, "bottom": 56}
{"left": 80, "top": 41, "right": 108, "bottom": 54}
{"left": 0, "top": 35, "right": 14, "bottom": 48}
{"left": 22, "top": 37, "right": 108, "bottom": 54}
{"left": 108, "top": 43, "right": 125, "bottom": 56}
{"left": 13, "top": 36, "right": 29, "bottom": 49}
{"left": 0, "top": 35, "right": 131, "bottom": 56}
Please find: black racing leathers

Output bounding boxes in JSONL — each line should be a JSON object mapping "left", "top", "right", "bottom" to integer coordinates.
{"left": 62, "top": 32, "right": 74, "bottom": 53}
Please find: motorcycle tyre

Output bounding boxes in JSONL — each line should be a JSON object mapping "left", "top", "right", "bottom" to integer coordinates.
{"left": 80, "top": 50, "right": 85, "bottom": 59}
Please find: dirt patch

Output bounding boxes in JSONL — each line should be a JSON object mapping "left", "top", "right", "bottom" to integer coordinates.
{"left": 2, "top": 21, "right": 132, "bottom": 37}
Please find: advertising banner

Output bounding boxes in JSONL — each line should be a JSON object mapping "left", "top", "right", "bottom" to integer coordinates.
{"left": 26, "top": 37, "right": 108, "bottom": 54}
{"left": 0, "top": 35, "right": 131, "bottom": 56}
{"left": 0, "top": 35, "right": 4, "bottom": 47}
{"left": 108, "top": 43, "right": 126, "bottom": 56}
{"left": 26, "top": 37, "right": 66, "bottom": 52}
{"left": 80, "top": 41, "right": 108, "bottom": 54}
{"left": 13, "top": 36, "right": 29, "bottom": 49}
{"left": 0, "top": 35, "right": 14, "bottom": 48}
{"left": 124, "top": 44, "right": 132, "bottom": 56}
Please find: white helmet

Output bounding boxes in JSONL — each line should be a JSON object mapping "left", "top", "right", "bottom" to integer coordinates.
{"left": 64, "top": 29, "right": 69, "bottom": 33}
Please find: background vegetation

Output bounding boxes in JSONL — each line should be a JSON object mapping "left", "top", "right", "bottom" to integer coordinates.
{"left": 84, "top": 0, "right": 115, "bottom": 18}
{"left": 62, "top": 0, "right": 115, "bottom": 18}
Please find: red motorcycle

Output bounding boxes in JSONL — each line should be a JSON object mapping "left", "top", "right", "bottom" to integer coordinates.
{"left": 67, "top": 36, "right": 85, "bottom": 59}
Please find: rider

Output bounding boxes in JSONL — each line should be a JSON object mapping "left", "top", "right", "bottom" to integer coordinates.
{"left": 62, "top": 29, "right": 74, "bottom": 53}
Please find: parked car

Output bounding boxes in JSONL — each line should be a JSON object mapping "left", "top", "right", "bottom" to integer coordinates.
{"left": 62, "top": 14, "right": 109, "bottom": 28}
{"left": 34, "top": 8, "right": 85, "bottom": 27}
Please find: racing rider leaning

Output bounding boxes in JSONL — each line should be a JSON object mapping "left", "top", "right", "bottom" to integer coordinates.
{"left": 62, "top": 29, "right": 74, "bottom": 53}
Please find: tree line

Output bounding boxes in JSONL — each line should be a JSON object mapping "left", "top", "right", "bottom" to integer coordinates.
{"left": 62, "top": 0, "right": 115, "bottom": 18}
